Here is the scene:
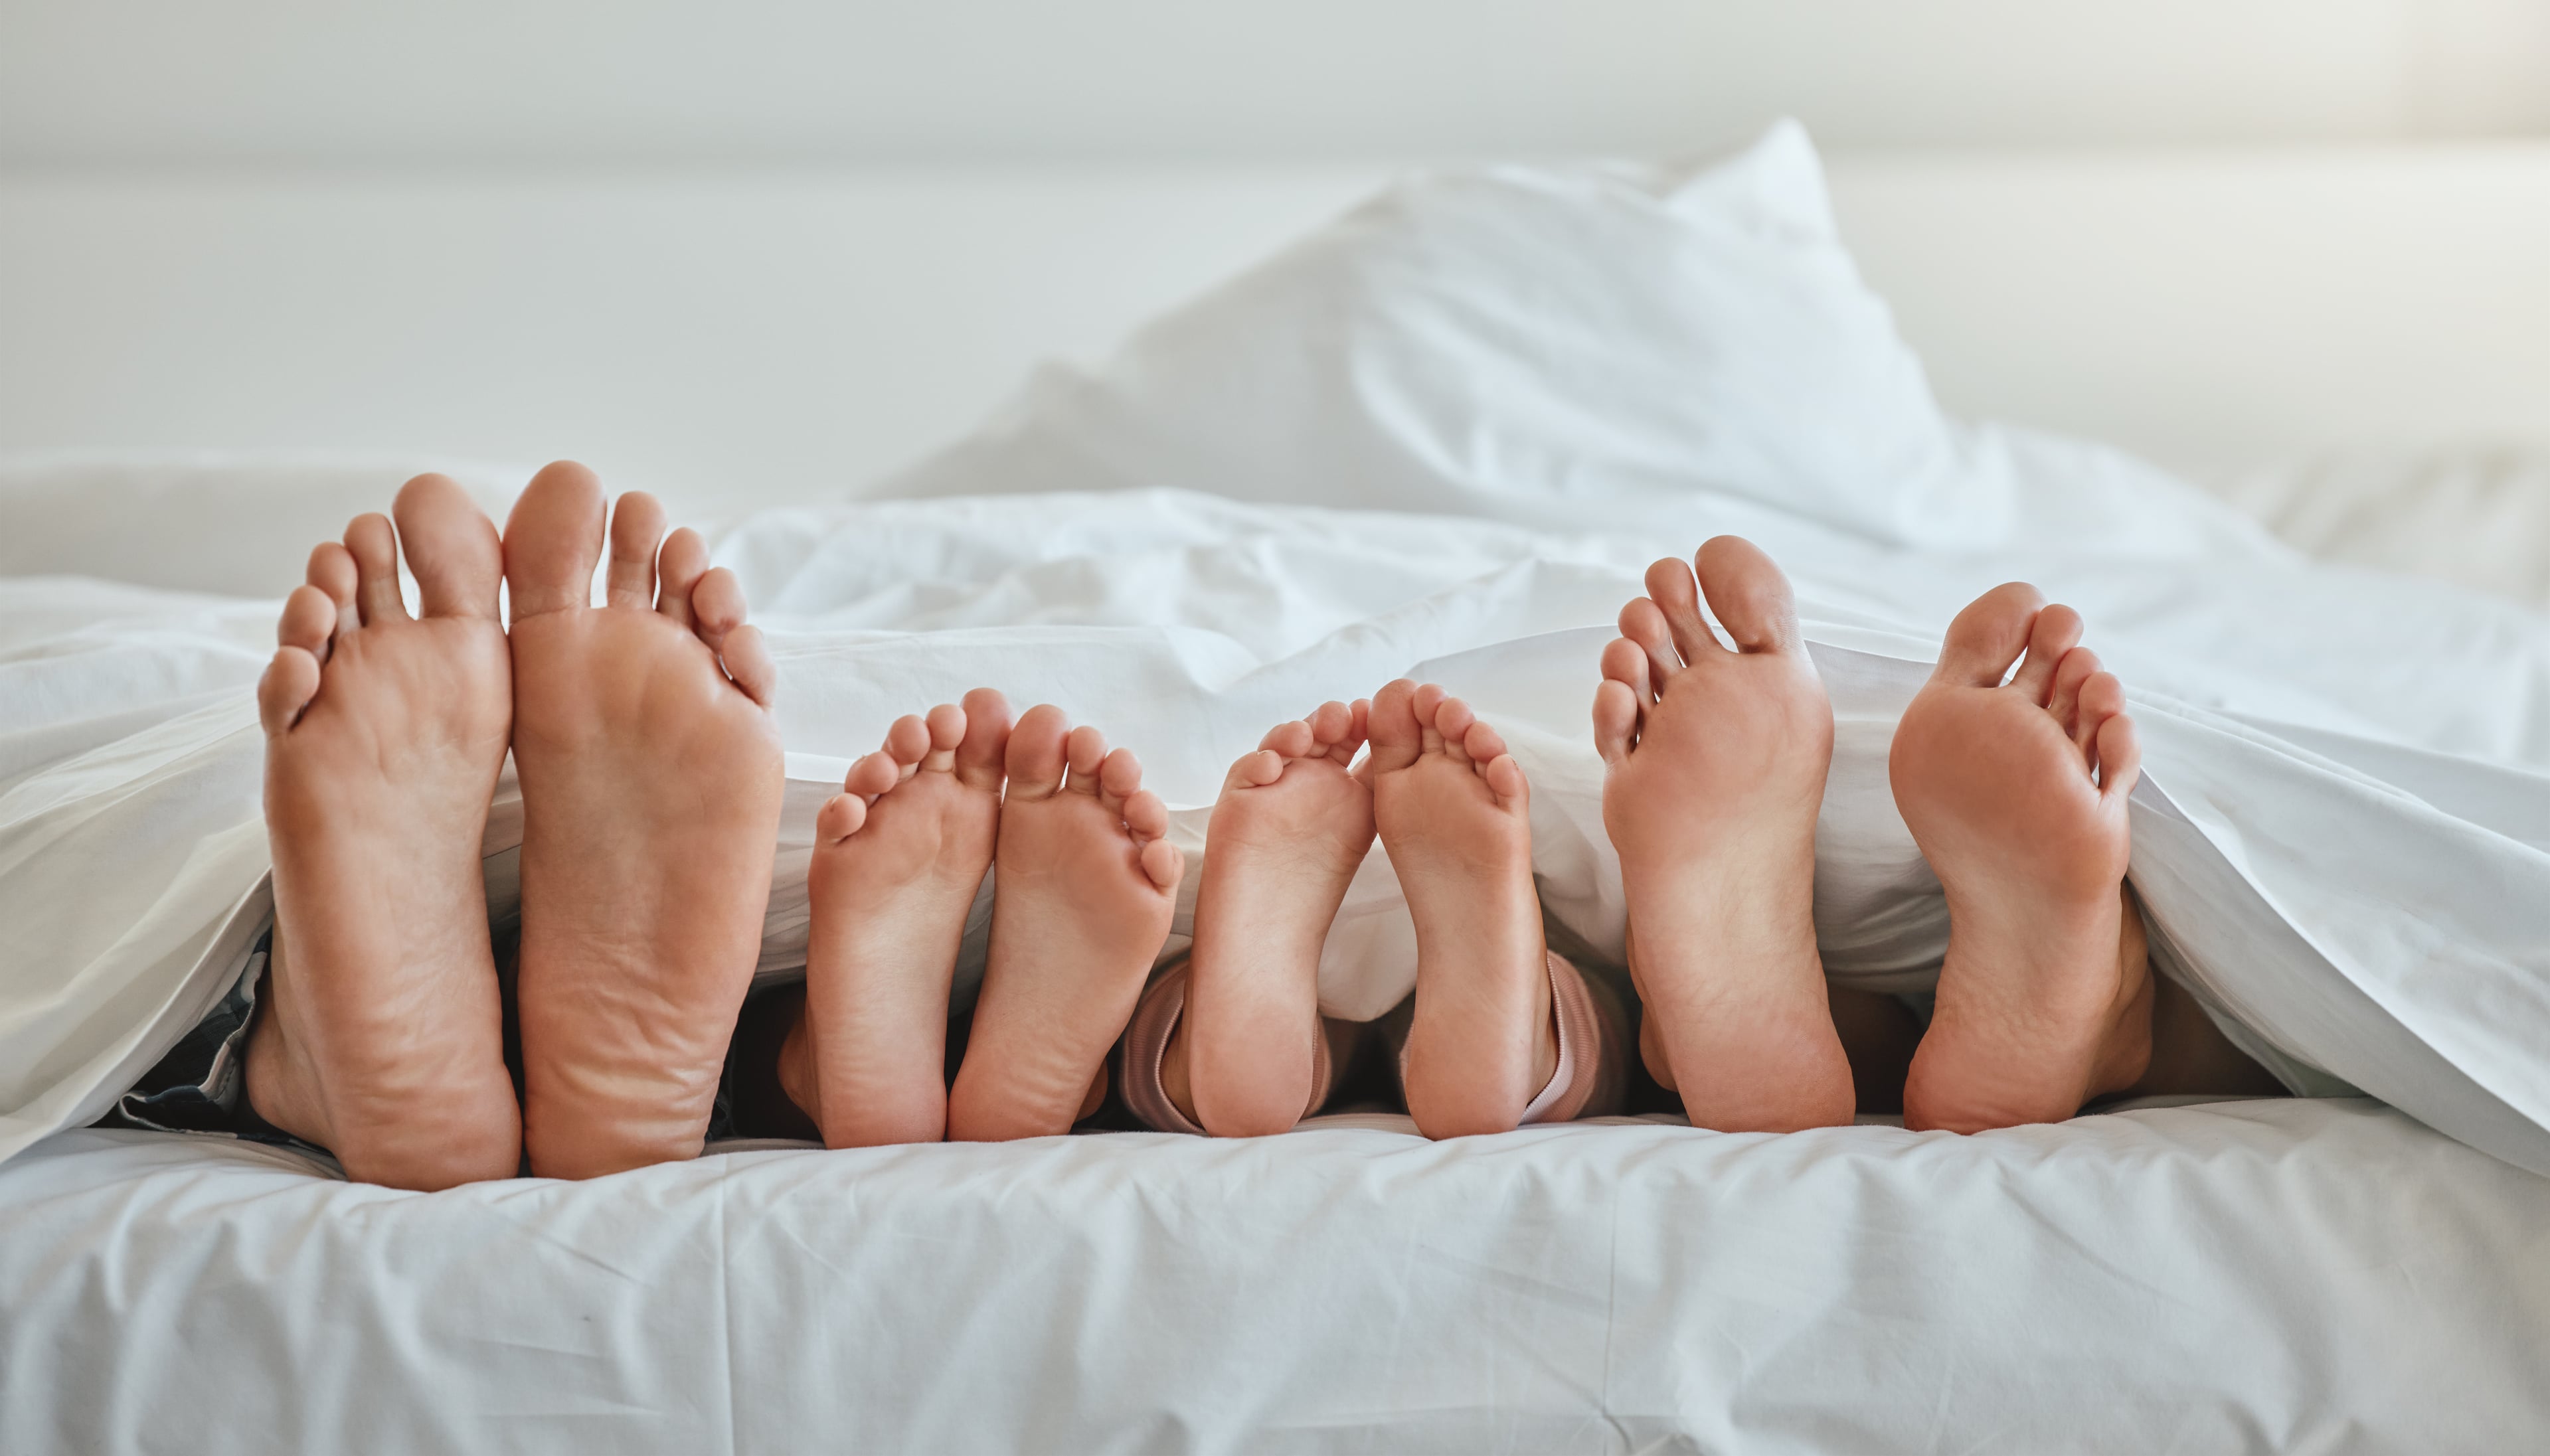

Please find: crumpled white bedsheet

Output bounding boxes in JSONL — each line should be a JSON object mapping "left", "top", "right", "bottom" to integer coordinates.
{"left": 5, "top": 473, "right": 2550, "bottom": 1451}
{"left": 6, "top": 481, "right": 2548, "bottom": 1178}
{"left": 5, "top": 1099, "right": 2547, "bottom": 1453}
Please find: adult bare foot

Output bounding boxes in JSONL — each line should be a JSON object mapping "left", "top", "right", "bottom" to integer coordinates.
{"left": 1891, "top": 585, "right": 2150, "bottom": 1133}
{"left": 1367, "top": 679, "right": 1556, "bottom": 1138}
{"left": 779, "top": 688, "right": 1011, "bottom": 1147}
{"left": 505, "top": 462, "right": 785, "bottom": 1178}
{"left": 1592, "top": 538, "right": 1854, "bottom": 1132}
{"left": 1175, "top": 700, "right": 1374, "bottom": 1137}
{"left": 945, "top": 706, "right": 1183, "bottom": 1141}
{"left": 244, "top": 474, "right": 522, "bottom": 1190}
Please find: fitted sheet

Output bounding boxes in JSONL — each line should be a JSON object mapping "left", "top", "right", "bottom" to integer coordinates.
{"left": 3, "top": 1098, "right": 2545, "bottom": 1453}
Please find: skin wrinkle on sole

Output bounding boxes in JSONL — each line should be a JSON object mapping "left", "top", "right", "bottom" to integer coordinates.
{"left": 243, "top": 473, "right": 522, "bottom": 1191}
{"left": 1594, "top": 540, "right": 1855, "bottom": 1133}
{"left": 1891, "top": 583, "right": 2153, "bottom": 1133}
{"left": 504, "top": 463, "right": 786, "bottom": 1178}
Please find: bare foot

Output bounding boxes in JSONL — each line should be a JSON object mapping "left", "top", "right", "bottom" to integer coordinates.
{"left": 1175, "top": 700, "right": 1374, "bottom": 1137}
{"left": 945, "top": 706, "right": 1183, "bottom": 1141}
{"left": 1891, "top": 584, "right": 2150, "bottom": 1133}
{"left": 780, "top": 688, "right": 1012, "bottom": 1147}
{"left": 505, "top": 463, "right": 785, "bottom": 1178}
{"left": 1367, "top": 679, "right": 1557, "bottom": 1138}
{"left": 243, "top": 475, "right": 523, "bottom": 1190}
{"left": 1592, "top": 538, "right": 1854, "bottom": 1132}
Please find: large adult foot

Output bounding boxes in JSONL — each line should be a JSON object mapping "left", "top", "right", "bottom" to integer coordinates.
{"left": 1367, "top": 679, "right": 1556, "bottom": 1138}
{"left": 1173, "top": 700, "right": 1374, "bottom": 1136}
{"left": 1891, "top": 584, "right": 2150, "bottom": 1132}
{"left": 1592, "top": 538, "right": 1855, "bottom": 1132}
{"left": 946, "top": 706, "right": 1183, "bottom": 1141}
{"left": 780, "top": 688, "right": 1011, "bottom": 1147}
{"left": 244, "top": 475, "right": 523, "bottom": 1190}
{"left": 505, "top": 462, "right": 786, "bottom": 1178}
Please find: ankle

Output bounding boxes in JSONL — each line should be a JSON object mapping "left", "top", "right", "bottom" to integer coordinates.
{"left": 1530, "top": 980, "right": 1561, "bottom": 1097}
{"left": 775, "top": 1009, "right": 820, "bottom": 1127}
{"left": 2084, "top": 899, "right": 2156, "bottom": 1096}
{"left": 242, "top": 1009, "right": 333, "bottom": 1150}
{"left": 1157, "top": 1021, "right": 1202, "bottom": 1127}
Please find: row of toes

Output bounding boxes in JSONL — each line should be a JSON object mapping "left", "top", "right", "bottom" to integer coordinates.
{"left": 1367, "top": 680, "right": 1526, "bottom": 805}
{"left": 819, "top": 692, "right": 1183, "bottom": 886}
{"left": 1612, "top": 538, "right": 1799, "bottom": 688}
{"left": 258, "top": 473, "right": 500, "bottom": 731}
{"left": 1592, "top": 538, "right": 1802, "bottom": 764}
{"left": 267, "top": 463, "right": 780, "bottom": 737}
{"left": 513, "top": 465, "right": 778, "bottom": 706}
{"left": 1939, "top": 584, "right": 2141, "bottom": 791}
{"left": 1234, "top": 698, "right": 1370, "bottom": 787}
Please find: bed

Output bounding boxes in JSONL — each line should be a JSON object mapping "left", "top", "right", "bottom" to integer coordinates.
{"left": 5, "top": 125, "right": 2549, "bottom": 1451}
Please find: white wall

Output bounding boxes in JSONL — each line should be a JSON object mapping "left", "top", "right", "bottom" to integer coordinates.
{"left": 4, "top": 3, "right": 2546, "bottom": 503}
{"left": 4, "top": 0, "right": 2547, "bottom": 167}
{"left": 8, "top": 151, "right": 2545, "bottom": 513}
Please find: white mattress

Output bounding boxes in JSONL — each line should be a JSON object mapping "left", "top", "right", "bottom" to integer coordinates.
{"left": 7, "top": 1099, "right": 2547, "bottom": 1451}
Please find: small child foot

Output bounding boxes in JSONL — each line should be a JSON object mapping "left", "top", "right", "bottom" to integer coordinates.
{"left": 784, "top": 688, "right": 1012, "bottom": 1146}
{"left": 1891, "top": 584, "right": 2150, "bottom": 1133}
{"left": 1367, "top": 679, "right": 1556, "bottom": 1138}
{"left": 1178, "top": 700, "right": 1375, "bottom": 1136}
{"left": 1593, "top": 538, "right": 1854, "bottom": 1132}
{"left": 946, "top": 706, "right": 1184, "bottom": 1141}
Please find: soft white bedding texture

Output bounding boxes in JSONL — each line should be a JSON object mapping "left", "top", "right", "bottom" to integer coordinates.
{"left": 4, "top": 125, "right": 2549, "bottom": 1449}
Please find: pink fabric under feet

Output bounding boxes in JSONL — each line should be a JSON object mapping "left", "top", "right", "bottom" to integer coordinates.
{"left": 1119, "top": 952, "right": 1627, "bottom": 1133}
{"left": 1518, "top": 950, "right": 1630, "bottom": 1124}
{"left": 1391, "top": 951, "right": 1626, "bottom": 1125}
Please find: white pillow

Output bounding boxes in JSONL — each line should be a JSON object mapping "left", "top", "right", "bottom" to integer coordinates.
{"left": 2196, "top": 449, "right": 2550, "bottom": 611}
{"left": 883, "top": 121, "right": 2013, "bottom": 550}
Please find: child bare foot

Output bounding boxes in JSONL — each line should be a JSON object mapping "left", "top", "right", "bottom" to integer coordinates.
{"left": 1177, "top": 700, "right": 1374, "bottom": 1136}
{"left": 781, "top": 688, "right": 1011, "bottom": 1147}
{"left": 1891, "top": 585, "right": 2150, "bottom": 1133}
{"left": 945, "top": 706, "right": 1183, "bottom": 1141}
{"left": 1367, "top": 679, "right": 1557, "bottom": 1138}
{"left": 1592, "top": 538, "right": 1855, "bottom": 1132}
{"left": 244, "top": 475, "right": 523, "bottom": 1190}
{"left": 505, "top": 463, "right": 786, "bottom": 1178}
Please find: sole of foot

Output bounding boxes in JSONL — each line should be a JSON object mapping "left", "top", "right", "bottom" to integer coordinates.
{"left": 1367, "top": 679, "right": 1555, "bottom": 1139}
{"left": 945, "top": 706, "right": 1183, "bottom": 1141}
{"left": 783, "top": 688, "right": 1012, "bottom": 1147}
{"left": 1891, "top": 584, "right": 2150, "bottom": 1133}
{"left": 244, "top": 473, "right": 524, "bottom": 1190}
{"left": 1177, "top": 700, "right": 1375, "bottom": 1137}
{"left": 1593, "top": 538, "right": 1855, "bottom": 1133}
{"left": 505, "top": 462, "right": 786, "bottom": 1178}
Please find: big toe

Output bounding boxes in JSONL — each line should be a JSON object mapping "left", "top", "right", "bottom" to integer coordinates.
{"left": 954, "top": 688, "right": 1015, "bottom": 790}
{"left": 1934, "top": 582, "right": 2045, "bottom": 688}
{"left": 392, "top": 473, "right": 503, "bottom": 620}
{"left": 1693, "top": 536, "right": 1802, "bottom": 655}
{"left": 503, "top": 461, "right": 607, "bottom": 619}
{"left": 1365, "top": 679, "right": 1423, "bottom": 773}
{"left": 1004, "top": 704, "right": 1072, "bottom": 802}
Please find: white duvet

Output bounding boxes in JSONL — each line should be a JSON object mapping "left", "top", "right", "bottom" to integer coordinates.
{"left": 5, "top": 123, "right": 2549, "bottom": 1449}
